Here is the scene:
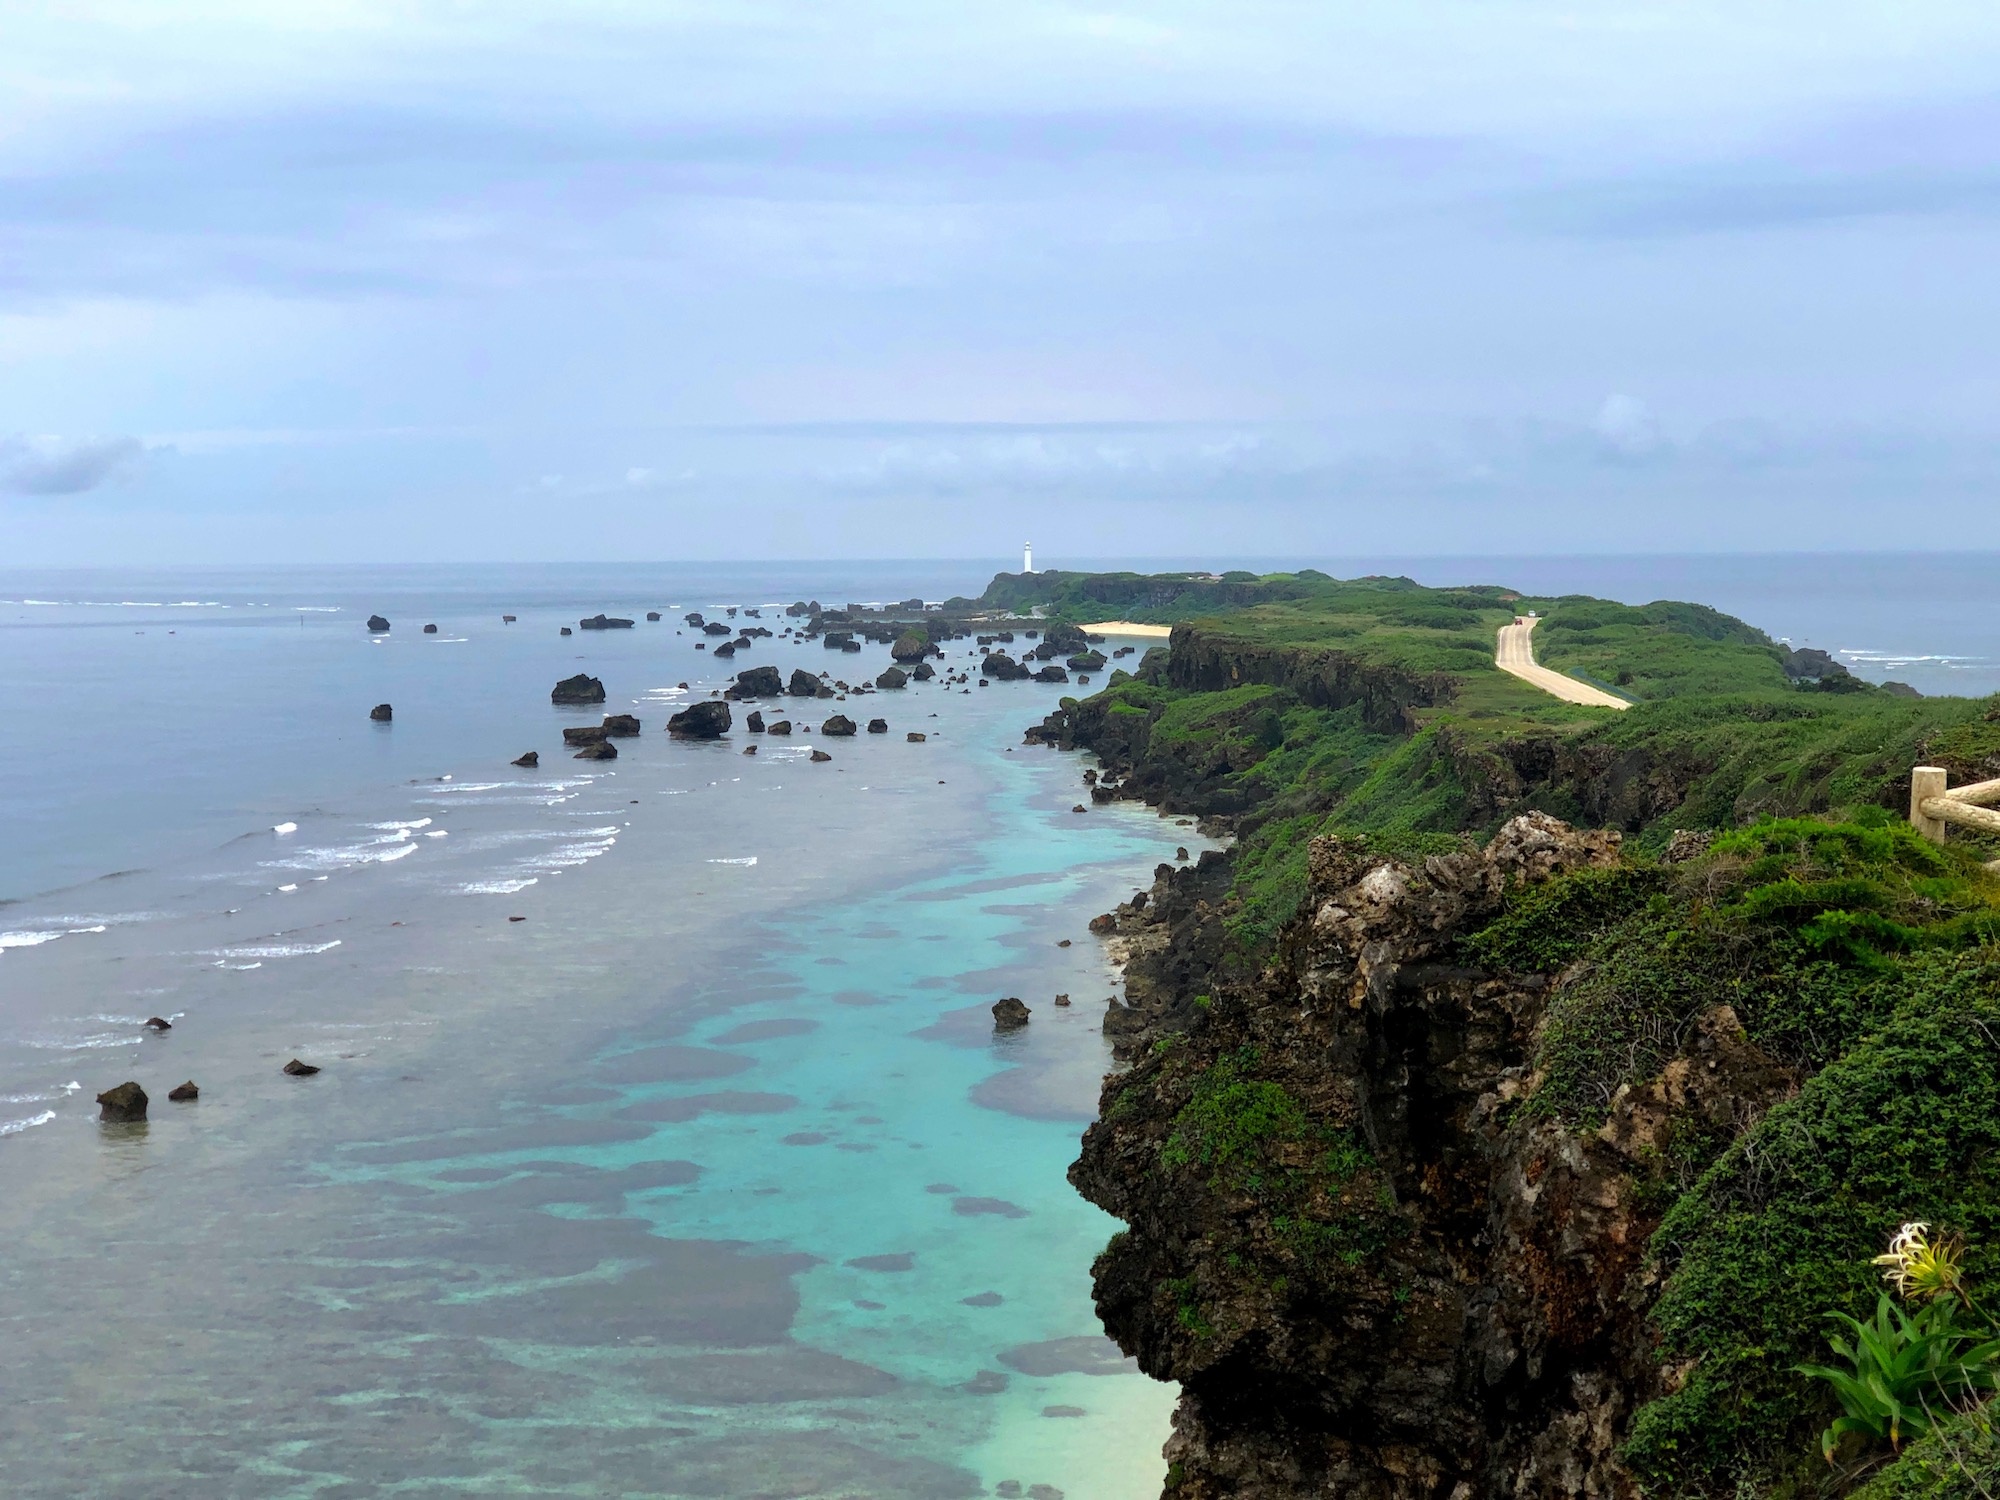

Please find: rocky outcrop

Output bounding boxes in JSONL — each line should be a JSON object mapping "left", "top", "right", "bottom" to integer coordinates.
{"left": 913, "top": 662, "right": 936, "bottom": 681}
{"left": 552, "top": 674, "right": 606, "bottom": 705}
{"left": 982, "top": 652, "right": 1031, "bottom": 681}
{"left": 734, "top": 666, "right": 784, "bottom": 697}
{"left": 563, "top": 726, "right": 609, "bottom": 746}
{"left": 366, "top": 614, "right": 390, "bottom": 632}
{"left": 821, "top": 714, "right": 858, "bottom": 737}
{"left": 810, "top": 748, "right": 832, "bottom": 762}
{"left": 167, "top": 1080, "right": 199, "bottom": 1102}
{"left": 423, "top": 623, "right": 438, "bottom": 634}
{"left": 1068, "top": 815, "right": 1784, "bottom": 1500}
{"left": 513, "top": 751, "right": 540, "bottom": 767}
{"left": 867, "top": 718, "right": 888, "bottom": 734}
{"left": 1163, "top": 623, "right": 1457, "bottom": 734}
{"left": 892, "top": 630, "right": 933, "bottom": 662}
{"left": 579, "top": 614, "right": 635, "bottom": 630}
{"left": 1066, "top": 650, "right": 1107, "bottom": 672}
{"left": 746, "top": 710, "right": 766, "bottom": 732}
{"left": 768, "top": 719, "right": 793, "bottom": 735}
{"left": 788, "top": 669, "right": 822, "bottom": 697}
{"left": 993, "top": 997, "right": 1031, "bottom": 1031}
{"left": 668, "top": 701, "right": 732, "bottom": 738}
{"left": 704, "top": 621, "right": 732, "bottom": 636}
{"left": 877, "top": 666, "right": 908, "bottom": 689}
{"left": 907, "top": 732, "right": 927, "bottom": 742}
{"left": 647, "top": 611, "right": 662, "bottom": 622}
{"left": 369, "top": 703, "right": 392, "bottom": 722}
{"left": 602, "top": 714, "right": 641, "bottom": 736}
{"left": 1035, "top": 665, "right": 1069, "bottom": 683}
{"left": 96, "top": 1081, "right": 147, "bottom": 1121}
{"left": 282, "top": 1059, "right": 320, "bottom": 1076}
{"left": 573, "top": 740, "right": 617, "bottom": 760}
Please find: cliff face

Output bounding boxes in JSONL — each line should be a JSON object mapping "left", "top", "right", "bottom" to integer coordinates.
{"left": 1070, "top": 814, "right": 1800, "bottom": 1499}
{"left": 1162, "top": 626, "right": 1459, "bottom": 736}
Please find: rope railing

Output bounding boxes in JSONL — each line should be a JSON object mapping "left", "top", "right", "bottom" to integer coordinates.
{"left": 1909, "top": 768, "right": 2000, "bottom": 869}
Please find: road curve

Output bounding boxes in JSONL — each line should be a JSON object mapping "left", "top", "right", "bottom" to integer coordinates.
{"left": 1495, "top": 616, "right": 1631, "bottom": 710}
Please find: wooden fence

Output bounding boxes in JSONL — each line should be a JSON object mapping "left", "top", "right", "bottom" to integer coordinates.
{"left": 1910, "top": 767, "right": 2000, "bottom": 867}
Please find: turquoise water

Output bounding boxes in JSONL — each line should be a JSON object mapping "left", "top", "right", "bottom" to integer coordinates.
{"left": 0, "top": 566, "right": 1193, "bottom": 1497}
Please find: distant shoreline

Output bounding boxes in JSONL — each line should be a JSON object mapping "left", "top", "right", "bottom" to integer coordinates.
{"left": 1082, "top": 621, "right": 1173, "bottom": 638}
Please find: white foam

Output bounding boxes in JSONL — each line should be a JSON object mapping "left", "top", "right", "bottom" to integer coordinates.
{"left": 260, "top": 835, "right": 419, "bottom": 872}
{"left": 424, "top": 830, "right": 449, "bottom": 838}
{"left": 277, "top": 884, "right": 299, "bottom": 893}
{"left": 202, "top": 939, "right": 342, "bottom": 960}
{"left": 0, "top": 1111, "right": 56, "bottom": 1137}
{"left": 459, "top": 877, "right": 539, "bottom": 895}
{"left": 707, "top": 856, "right": 759, "bottom": 866}
{"left": 369, "top": 817, "right": 433, "bottom": 831}
{"left": 272, "top": 821, "right": 298, "bottom": 834}
{"left": 0, "top": 931, "right": 63, "bottom": 951}
{"left": 22, "top": 1033, "right": 139, "bottom": 1051}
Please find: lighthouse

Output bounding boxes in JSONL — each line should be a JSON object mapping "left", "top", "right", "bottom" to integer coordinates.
{"left": 1022, "top": 542, "right": 1034, "bottom": 575}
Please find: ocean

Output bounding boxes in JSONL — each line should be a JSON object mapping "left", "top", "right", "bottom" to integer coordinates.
{"left": 1, "top": 554, "right": 1994, "bottom": 1499}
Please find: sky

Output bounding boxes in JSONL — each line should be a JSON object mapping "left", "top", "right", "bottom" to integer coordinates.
{"left": 3, "top": 1, "right": 2000, "bottom": 564}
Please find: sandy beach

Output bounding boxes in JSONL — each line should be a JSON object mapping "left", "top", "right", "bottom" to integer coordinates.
{"left": 1082, "top": 621, "right": 1174, "bottom": 638}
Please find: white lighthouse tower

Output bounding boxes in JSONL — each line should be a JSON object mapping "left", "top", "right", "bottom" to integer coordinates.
{"left": 1022, "top": 542, "right": 1034, "bottom": 575}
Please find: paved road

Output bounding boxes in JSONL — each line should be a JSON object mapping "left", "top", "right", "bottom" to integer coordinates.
{"left": 1495, "top": 616, "right": 1632, "bottom": 710}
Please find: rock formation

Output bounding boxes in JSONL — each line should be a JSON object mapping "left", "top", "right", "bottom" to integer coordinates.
{"left": 867, "top": 718, "right": 888, "bottom": 733}
{"left": 513, "top": 751, "right": 540, "bottom": 767}
{"left": 735, "top": 665, "right": 784, "bottom": 697}
{"left": 551, "top": 673, "right": 606, "bottom": 705}
{"left": 167, "top": 1080, "right": 199, "bottom": 1102}
{"left": 821, "top": 714, "right": 858, "bottom": 736}
{"left": 366, "top": 614, "right": 390, "bottom": 632}
{"left": 369, "top": 703, "right": 392, "bottom": 721}
{"left": 810, "top": 748, "right": 833, "bottom": 762}
{"left": 573, "top": 740, "right": 617, "bottom": 760}
{"left": 787, "top": 668, "right": 822, "bottom": 697}
{"left": 667, "top": 701, "right": 732, "bottom": 738}
{"left": 602, "top": 713, "right": 641, "bottom": 736}
{"left": 96, "top": 1081, "right": 148, "bottom": 1121}
{"left": 282, "top": 1059, "right": 320, "bottom": 1076}
{"left": 877, "top": 666, "right": 908, "bottom": 689}
{"left": 992, "top": 997, "right": 1030, "bottom": 1031}
{"left": 579, "top": 614, "right": 635, "bottom": 630}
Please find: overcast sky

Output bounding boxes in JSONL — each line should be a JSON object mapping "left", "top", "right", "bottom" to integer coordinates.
{"left": 3, "top": 1, "right": 1999, "bottom": 564}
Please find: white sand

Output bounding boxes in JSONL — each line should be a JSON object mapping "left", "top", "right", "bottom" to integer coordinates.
{"left": 1081, "top": 621, "right": 1173, "bottom": 638}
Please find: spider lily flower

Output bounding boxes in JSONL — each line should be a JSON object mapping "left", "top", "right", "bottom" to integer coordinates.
{"left": 1874, "top": 1222, "right": 1967, "bottom": 1305}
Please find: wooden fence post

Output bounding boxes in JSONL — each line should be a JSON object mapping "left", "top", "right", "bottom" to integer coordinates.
{"left": 1911, "top": 765, "right": 1948, "bottom": 843}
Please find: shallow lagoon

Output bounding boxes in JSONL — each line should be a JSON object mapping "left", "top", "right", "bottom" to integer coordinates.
{"left": 0, "top": 572, "right": 1194, "bottom": 1497}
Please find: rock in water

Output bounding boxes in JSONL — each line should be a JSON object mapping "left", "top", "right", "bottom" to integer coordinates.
{"left": 787, "top": 668, "right": 822, "bottom": 697}
{"left": 891, "top": 630, "right": 932, "bottom": 662}
{"left": 563, "top": 725, "right": 609, "bottom": 746}
{"left": 573, "top": 740, "right": 618, "bottom": 760}
{"left": 144, "top": 1016, "right": 172, "bottom": 1031}
{"left": 578, "top": 614, "right": 635, "bottom": 630}
{"left": 282, "top": 1059, "right": 320, "bottom": 1077}
{"left": 560, "top": 627, "right": 572, "bottom": 636}
{"left": 167, "top": 1080, "right": 199, "bottom": 1102}
{"left": 551, "top": 673, "right": 606, "bottom": 705}
{"left": 767, "top": 719, "right": 793, "bottom": 735}
{"left": 876, "top": 666, "right": 908, "bottom": 689}
{"left": 992, "top": 998, "right": 1031, "bottom": 1031}
{"left": 1176, "top": 846, "right": 1189, "bottom": 861}
{"left": 867, "top": 718, "right": 888, "bottom": 734}
{"left": 714, "top": 641, "right": 737, "bottom": 657}
{"left": 646, "top": 611, "right": 661, "bottom": 622}
{"left": 735, "top": 665, "right": 784, "bottom": 697}
{"left": 366, "top": 614, "right": 390, "bottom": 632}
{"left": 982, "top": 652, "right": 1030, "bottom": 681}
{"left": 821, "top": 714, "right": 858, "bottom": 737}
{"left": 513, "top": 750, "right": 539, "bottom": 767}
{"left": 913, "top": 662, "right": 936, "bottom": 681}
{"left": 667, "top": 701, "right": 732, "bottom": 738}
{"left": 1066, "top": 651, "right": 1107, "bottom": 671}
{"left": 1034, "top": 665, "right": 1068, "bottom": 683}
{"left": 703, "top": 621, "right": 731, "bottom": 636}
{"left": 601, "top": 713, "right": 641, "bottom": 737}
{"left": 742, "top": 744, "right": 758, "bottom": 755}
{"left": 369, "top": 703, "right": 393, "bottom": 722}
{"left": 422, "top": 623, "right": 438, "bottom": 634}
{"left": 96, "top": 1081, "right": 148, "bottom": 1121}
{"left": 907, "top": 732, "right": 927, "bottom": 742}
{"left": 1054, "top": 994, "right": 1071, "bottom": 1007}
{"left": 746, "top": 710, "right": 766, "bottom": 732}
{"left": 1088, "top": 913, "right": 1116, "bottom": 933}
{"left": 810, "top": 749, "right": 833, "bottom": 762}
{"left": 502, "top": 614, "right": 516, "bottom": 623}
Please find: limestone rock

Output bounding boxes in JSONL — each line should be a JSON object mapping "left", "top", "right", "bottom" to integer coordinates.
{"left": 551, "top": 673, "right": 606, "bottom": 705}
{"left": 366, "top": 614, "right": 390, "bottom": 632}
{"left": 369, "top": 703, "right": 392, "bottom": 722}
{"left": 810, "top": 749, "right": 833, "bottom": 762}
{"left": 573, "top": 740, "right": 618, "bottom": 760}
{"left": 907, "top": 732, "right": 927, "bottom": 742}
{"left": 735, "top": 665, "right": 784, "bottom": 697}
{"left": 877, "top": 666, "right": 908, "bottom": 689}
{"left": 96, "top": 1081, "right": 148, "bottom": 1121}
{"left": 787, "top": 668, "right": 822, "bottom": 697}
{"left": 513, "top": 750, "right": 539, "bottom": 767}
{"left": 767, "top": 719, "right": 793, "bottom": 735}
{"left": 821, "top": 714, "right": 858, "bottom": 737}
{"left": 579, "top": 614, "right": 635, "bottom": 630}
{"left": 992, "top": 998, "right": 1031, "bottom": 1031}
{"left": 602, "top": 713, "right": 641, "bottom": 737}
{"left": 167, "top": 1080, "right": 199, "bottom": 1102}
{"left": 282, "top": 1059, "right": 320, "bottom": 1076}
{"left": 867, "top": 719, "right": 888, "bottom": 734}
{"left": 667, "top": 701, "right": 732, "bottom": 738}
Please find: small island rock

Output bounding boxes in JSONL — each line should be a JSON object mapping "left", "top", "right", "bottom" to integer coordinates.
{"left": 810, "top": 748, "right": 833, "bottom": 762}
{"left": 667, "top": 701, "right": 732, "bottom": 738}
{"left": 369, "top": 703, "right": 392, "bottom": 722}
{"left": 282, "top": 1059, "right": 320, "bottom": 1076}
{"left": 168, "top": 1080, "right": 199, "bottom": 1102}
{"left": 867, "top": 718, "right": 888, "bottom": 734}
{"left": 97, "top": 1081, "right": 148, "bottom": 1121}
{"left": 366, "top": 615, "right": 390, "bottom": 632}
{"left": 992, "top": 998, "right": 1030, "bottom": 1031}
{"left": 513, "top": 750, "right": 540, "bottom": 767}
{"left": 552, "top": 673, "right": 606, "bottom": 704}
{"left": 821, "top": 714, "right": 857, "bottom": 736}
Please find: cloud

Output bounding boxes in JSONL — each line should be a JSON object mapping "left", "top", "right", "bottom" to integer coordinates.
{"left": 1592, "top": 395, "right": 1661, "bottom": 460}
{"left": 0, "top": 435, "right": 146, "bottom": 495}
